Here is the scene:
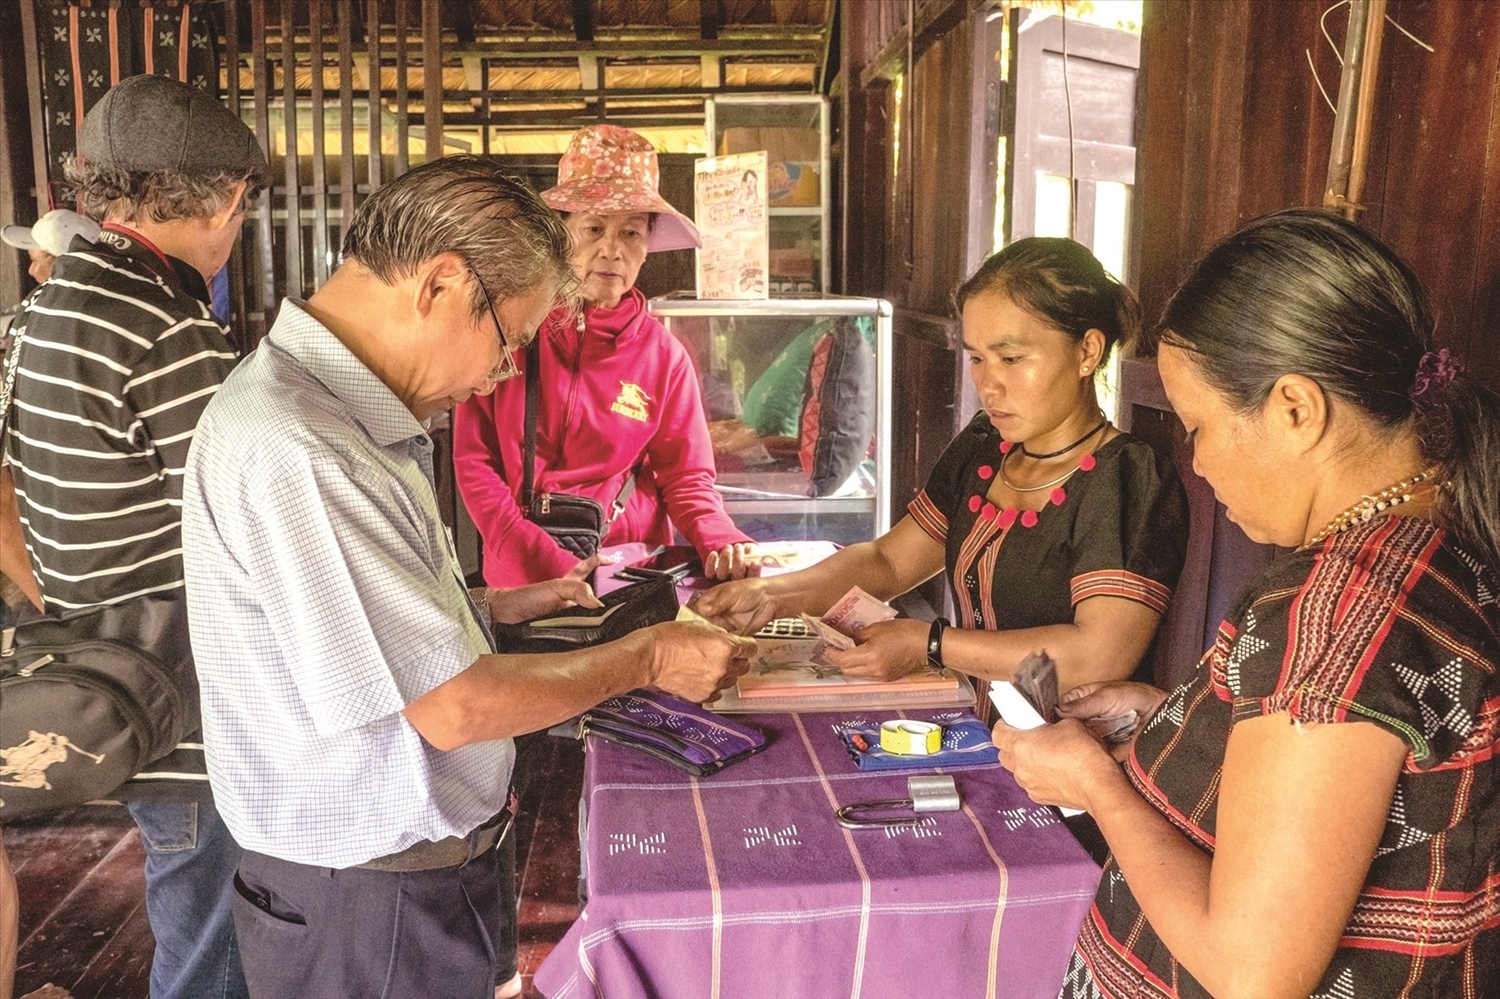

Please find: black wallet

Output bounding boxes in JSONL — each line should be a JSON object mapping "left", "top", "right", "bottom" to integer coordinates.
{"left": 492, "top": 571, "right": 678, "bottom": 653}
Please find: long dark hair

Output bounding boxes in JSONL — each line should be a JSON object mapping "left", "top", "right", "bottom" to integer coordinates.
{"left": 1157, "top": 208, "right": 1500, "bottom": 573}
{"left": 954, "top": 237, "right": 1141, "bottom": 358}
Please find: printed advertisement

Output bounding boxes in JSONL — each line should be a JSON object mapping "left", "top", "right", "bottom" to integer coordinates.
{"left": 694, "top": 150, "right": 769, "bottom": 299}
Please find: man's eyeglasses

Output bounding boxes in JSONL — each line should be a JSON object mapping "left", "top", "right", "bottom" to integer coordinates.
{"left": 472, "top": 271, "right": 522, "bottom": 383}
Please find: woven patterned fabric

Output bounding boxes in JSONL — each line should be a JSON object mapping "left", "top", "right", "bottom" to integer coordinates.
{"left": 37, "top": 1, "right": 219, "bottom": 205}
{"left": 1068, "top": 516, "right": 1500, "bottom": 998}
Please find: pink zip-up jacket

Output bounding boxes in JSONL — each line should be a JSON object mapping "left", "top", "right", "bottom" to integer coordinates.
{"left": 454, "top": 287, "right": 752, "bottom": 586}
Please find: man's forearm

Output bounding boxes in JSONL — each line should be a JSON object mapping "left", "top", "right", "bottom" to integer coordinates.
{"left": 403, "top": 629, "right": 657, "bottom": 750}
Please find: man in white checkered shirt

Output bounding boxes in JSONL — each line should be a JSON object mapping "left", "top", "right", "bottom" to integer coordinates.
{"left": 181, "top": 156, "right": 753, "bottom": 999}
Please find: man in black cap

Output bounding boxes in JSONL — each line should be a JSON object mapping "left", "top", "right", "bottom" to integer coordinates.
{"left": 3, "top": 73, "right": 266, "bottom": 999}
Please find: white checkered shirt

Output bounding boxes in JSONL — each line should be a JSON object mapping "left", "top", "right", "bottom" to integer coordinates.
{"left": 182, "top": 299, "right": 512, "bottom": 868}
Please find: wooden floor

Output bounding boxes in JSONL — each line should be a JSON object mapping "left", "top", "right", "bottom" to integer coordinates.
{"left": 7, "top": 734, "right": 585, "bottom": 999}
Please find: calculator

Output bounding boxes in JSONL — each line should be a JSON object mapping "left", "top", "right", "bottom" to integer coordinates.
{"left": 754, "top": 617, "right": 812, "bottom": 639}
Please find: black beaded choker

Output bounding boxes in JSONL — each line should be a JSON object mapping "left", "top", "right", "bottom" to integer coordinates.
{"left": 1019, "top": 418, "right": 1108, "bottom": 460}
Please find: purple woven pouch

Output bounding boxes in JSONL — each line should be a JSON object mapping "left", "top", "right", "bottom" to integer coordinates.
{"left": 577, "top": 690, "right": 767, "bottom": 776}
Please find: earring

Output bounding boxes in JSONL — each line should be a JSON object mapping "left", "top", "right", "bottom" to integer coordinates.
{"left": 1082, "top": 367, "right": 1091, "bottom": 375}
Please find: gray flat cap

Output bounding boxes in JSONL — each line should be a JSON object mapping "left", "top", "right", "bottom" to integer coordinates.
{"left": 80, "top": 74, "right": 268, "bottom": 185}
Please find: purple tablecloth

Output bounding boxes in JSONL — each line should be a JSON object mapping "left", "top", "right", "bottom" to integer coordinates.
{"left": 534, "top": 708, "right": 1101, "bottom": 999}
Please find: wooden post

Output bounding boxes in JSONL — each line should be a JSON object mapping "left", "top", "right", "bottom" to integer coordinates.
{"left": 281, "top": 0, "right": 302, "bottom": 299}
{"left": 19, "top": 0, "right": 48, "bottom": 215}
{"left": 250, "top": 0, "right": 276, "bottom": 326}
{"left": 338, "top": 0, "right": 354, "bottom": 244}
{"left": 366, "top": 0, "right": 382, "bottom": 190}
{"left": 1323, "top": 0, "right": 1370, "bottom": 212}
{"left": 1344, "top": 0, "right": 1387, "bottom": 220}
{"left": 395, "top": 0, "right": 409, "bottom": 174}
{"left": 422, "top": 0, "right": 443, "bottom": 161}
{"left": 310, "top": 0, "right": 329, "bottom": 287}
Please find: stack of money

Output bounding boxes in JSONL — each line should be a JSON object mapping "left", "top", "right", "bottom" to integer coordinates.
{"left": 1012, "top": 651, "right": 1060, "bottom": 723}
{"left": 799, "top": 586, "right": 896, "bottom": 666}
{"left": 1013, "top": 649, "right": 1139, "bottom": 745}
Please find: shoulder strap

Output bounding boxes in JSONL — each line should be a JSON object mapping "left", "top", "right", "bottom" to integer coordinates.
{"left": 520, "top": 340, "right": 641, "bottom": 524}
{"left": 610, "top": 468, "right": 638, "bottom": 522}
{"left": 522, "top": 345, "right": 539, "bottom": 509}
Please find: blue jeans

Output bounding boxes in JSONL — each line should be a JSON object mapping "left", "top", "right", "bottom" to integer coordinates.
{"left": 128, "top": 798, "right": 248, "bottom": 999}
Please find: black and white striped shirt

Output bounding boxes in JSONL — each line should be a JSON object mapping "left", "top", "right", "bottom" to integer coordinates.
{"left": 4, "top": 225, "right": 237, "bottom": 612}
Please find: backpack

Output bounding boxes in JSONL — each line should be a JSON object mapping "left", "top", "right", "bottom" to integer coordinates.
{"left": 0, "top": 594, "right": 199, "bottom": 819}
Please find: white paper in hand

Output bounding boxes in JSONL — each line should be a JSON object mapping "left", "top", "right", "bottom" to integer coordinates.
{"left": 989, "top": 682, "right": 1084, "bottom": 817}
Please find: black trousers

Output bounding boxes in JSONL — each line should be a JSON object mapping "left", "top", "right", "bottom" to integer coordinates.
{"left": 232, "top": 840, "right": 509, "bottom": 999}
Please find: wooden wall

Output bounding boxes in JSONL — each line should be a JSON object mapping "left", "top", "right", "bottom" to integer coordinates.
{"left": 841, "top": 0, "right": 996, "bottom": 515}
{"left": 1129, "top": 0, "right": 1500, "bottom": 683}
{"left": 1136, "top": 0, "right": 1500, "bottom": 387}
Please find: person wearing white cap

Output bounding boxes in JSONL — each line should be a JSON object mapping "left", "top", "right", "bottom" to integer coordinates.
{"left": 454, "top": 124, "right": 757, "bottom": 590}
{"left": 1, "top": 209, "right": 101, "bottom": 286}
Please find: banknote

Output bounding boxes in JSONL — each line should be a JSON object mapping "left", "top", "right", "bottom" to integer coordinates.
{"left": 799, "top": 612, "right": 854, "bottom": 665}
{"left": 1085, "top": 710, "right": 1140, "bottom": 746}
{"left": 1012, "top": 650, "right": 1060, "bottom": 724}
{"left": 820, "top": 586, "right": 897, "bottom": 639}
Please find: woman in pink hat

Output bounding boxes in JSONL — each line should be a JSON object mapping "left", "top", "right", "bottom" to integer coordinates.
{"left": 454, "top": 125, "right": 756, "bottom": 586}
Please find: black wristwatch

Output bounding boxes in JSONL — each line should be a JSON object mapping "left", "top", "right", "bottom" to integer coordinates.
{"left": 926, "top": 617, "right": 950, "bottom": 671}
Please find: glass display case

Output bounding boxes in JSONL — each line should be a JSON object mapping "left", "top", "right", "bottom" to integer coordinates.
{"left": 705, "top": 94, "right": 831, "bottom": 294}
{"left": 649, "top": 294, "right": 893, "bottom": 546}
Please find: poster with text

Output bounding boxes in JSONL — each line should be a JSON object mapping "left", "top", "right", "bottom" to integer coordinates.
{"left": 694, "top": 151, "right": 769, "bottom": 299}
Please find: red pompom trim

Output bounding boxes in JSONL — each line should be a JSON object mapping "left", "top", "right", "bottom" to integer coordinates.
{"left": 977, "top": 464, "right": 994, "bottom": 480}
{"left": 980, "top": 502, "right": 998, "bottom": 521}
{"left": 999, "top": 440, "right": 1013, "bottom": 454}
{"left": 968, "top": 494, "right": 982, "bottom": 513}
{"left": 1050, "top": 487, "right": 1067, "bottom": 506}
{"left": 998, "top": 507, "right": 1018, "bottom": 528}
{"left": 1020, "top": 509, "right": 1039, "bottom": 528}
{"left": 1078, "top": 453, "right": 1097, "bottom": 472}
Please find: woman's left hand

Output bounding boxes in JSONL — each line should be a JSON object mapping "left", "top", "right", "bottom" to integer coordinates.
{"left": 990, "top": 718, "right": 1122, "bottom": 811}
{"left": 824, "top": 619, "right": 927, "bottom": 681}
{"left": 704, "top": 542, "right": 759, "bottom": 580}
{"left": 485, "top": 553, "right": 614, "bottom": 625}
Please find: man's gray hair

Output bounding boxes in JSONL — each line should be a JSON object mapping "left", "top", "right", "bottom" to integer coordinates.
{"left": 65, "top": 162, "right": 259, "bottom": 224}
{"left": 341, "top": 155, "right": 576, "bottom": 317}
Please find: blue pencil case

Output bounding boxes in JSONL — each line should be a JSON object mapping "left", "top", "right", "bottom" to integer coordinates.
{"left": 836, "top": 713, "right": 999, "bottom": 771}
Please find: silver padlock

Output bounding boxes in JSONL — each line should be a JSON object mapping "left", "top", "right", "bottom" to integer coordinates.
{"left": 835, "top": 774, "right": 961, "bottom": 829}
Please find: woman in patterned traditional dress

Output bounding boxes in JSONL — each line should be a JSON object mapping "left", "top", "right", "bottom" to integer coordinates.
{"left": 698, "top": 238, "right": 1189, "bottom": 695}
{"left": 994, "top": 209, "right": 1500, "bottom": 998}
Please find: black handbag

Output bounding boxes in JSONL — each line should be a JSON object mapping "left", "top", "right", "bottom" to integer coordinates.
{"left": 492, "top": 571, "right": 679, "bottom": 654}
{"left": 0, "top": 595, "right": 199, "bottom": 819}
{"left": 522, "top": 346, "right": 638, "bottom": 560}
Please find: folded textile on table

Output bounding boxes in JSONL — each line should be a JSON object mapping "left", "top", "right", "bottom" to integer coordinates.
{"left": 836, "top": 713, "right": 999, "bottom": 771}
{"left": 553, "top": 689, "right": 768, "bottom": 777}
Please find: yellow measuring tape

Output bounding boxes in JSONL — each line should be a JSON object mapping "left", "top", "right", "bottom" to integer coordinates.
{"left": 879, "top": 719, "right": 942, "bottom": 756}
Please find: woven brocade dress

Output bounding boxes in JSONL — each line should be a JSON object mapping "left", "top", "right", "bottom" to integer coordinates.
{"left": 907, "top": 411, "right": 1189, "bottom": 664}
{"left": 1064, "top": 516, "right": 1500, "bottom": 998}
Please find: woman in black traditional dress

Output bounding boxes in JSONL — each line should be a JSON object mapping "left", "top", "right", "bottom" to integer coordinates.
{"left": 698, "top": 237, "right": 1188, "bottom": 693}
{"left": 995, "top": 210, "right": 1500, "bottom": 997}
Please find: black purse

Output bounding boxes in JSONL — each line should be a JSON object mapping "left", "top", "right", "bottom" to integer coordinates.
{"left": 522, "top": 347, "right": 638, "bottom": 560}
{"left": 492, "top": 571, "right": 679, "bottom": 654}
{"left": 0, "top": 596, "right": 199, "bottom": 819}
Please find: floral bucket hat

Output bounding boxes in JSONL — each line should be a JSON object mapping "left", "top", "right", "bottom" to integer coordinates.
{"left": 540, "top": 124, "right": 702, "bottom": 252}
